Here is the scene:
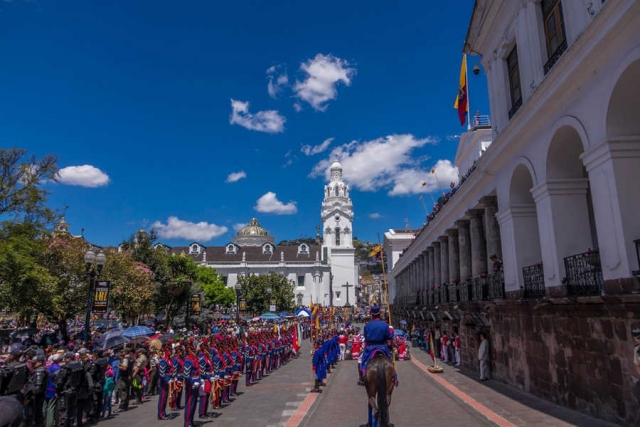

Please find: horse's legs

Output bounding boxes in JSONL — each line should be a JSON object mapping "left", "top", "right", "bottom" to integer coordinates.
{"left": 367, "top": 402, "right": 373, "bottom": 426}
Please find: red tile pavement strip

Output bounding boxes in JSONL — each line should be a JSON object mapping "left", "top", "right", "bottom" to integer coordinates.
{"left": 284, "top": 391, "right": 318, "bottom": 427}
{"left": 411, "top": 357, "right": 518, "bottom": 427}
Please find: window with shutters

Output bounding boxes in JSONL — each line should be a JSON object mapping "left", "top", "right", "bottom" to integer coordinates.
{"left": 542, "top": 0, "right": 567, "bottom": 74}
{"left": 507, "top": 45, "right": 522, "bottom": 119}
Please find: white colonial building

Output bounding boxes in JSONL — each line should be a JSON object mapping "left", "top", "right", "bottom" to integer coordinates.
{"left": 161, "top": 159, "right": 358, "bottom": 307}
{"left": 392, "top": 0, "right": 640, "bottom": 303}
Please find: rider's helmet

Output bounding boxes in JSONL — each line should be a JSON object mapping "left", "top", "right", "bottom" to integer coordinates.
{"left": 370, "top": 304, "right": 381, "bottom": 317}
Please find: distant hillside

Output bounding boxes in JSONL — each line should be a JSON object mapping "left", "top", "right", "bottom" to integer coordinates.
{"left": 276, "top": 237, "right": 318, "bottom": 246}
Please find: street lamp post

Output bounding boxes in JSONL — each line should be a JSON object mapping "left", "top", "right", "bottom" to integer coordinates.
{"left": 235, "top": 283, "right": 242, "bottom": 324}
{"left": 267, "top": 287, "right": 272, "bottom": 312}
{"left": 84, "top": 247, "right": 106, "bottom": 348}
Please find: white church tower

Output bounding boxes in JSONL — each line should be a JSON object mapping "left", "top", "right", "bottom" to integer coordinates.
{"left": 322, "top": 157, "right": 357, "bottom": 307}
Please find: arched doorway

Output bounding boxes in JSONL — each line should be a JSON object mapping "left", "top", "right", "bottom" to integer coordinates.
{"left": 508, "top": 164, "right": 543, "bottom": 297}
{"left": 592, "top": 58, "right": 640, "bottom": 280}
{"left": 535, "top": 124, "right": 598, "bottom": 295}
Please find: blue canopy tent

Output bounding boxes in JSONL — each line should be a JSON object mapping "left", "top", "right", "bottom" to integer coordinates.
{"left": 259, "top": 313, "right": 280, "bottom": 320}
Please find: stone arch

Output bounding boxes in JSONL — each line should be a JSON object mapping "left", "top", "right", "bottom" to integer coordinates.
{"left": 606, "top": 50, "right": 640, "bottom": 138}
{"left": 508, "top": 163, "right": 543, "bottom": 293}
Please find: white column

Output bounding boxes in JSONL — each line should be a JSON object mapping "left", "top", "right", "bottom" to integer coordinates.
{"left": 447, "top": 229, "right": 460, "bottom": 283}
{"left": 496, "top": 206, "right": 542, "bottom": 294}
{"left": 582, "top": 138, "right": 640, "bottom": 284}
{"left": 439, "top": 236, "right": 449, "bottom": 285}
{"left": 532, "top": 179, "right": 593, "bottom": 294}
{"left": 433, "top": 242, "right": 441, "bottom": 287}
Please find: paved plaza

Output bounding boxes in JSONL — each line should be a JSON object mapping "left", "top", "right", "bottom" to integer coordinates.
{"left": 97, "top": 335, "right": 622, "bottom": 427}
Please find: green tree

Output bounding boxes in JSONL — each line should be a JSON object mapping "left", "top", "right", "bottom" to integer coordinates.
{"left": 120, "top": 230, "right": 197, "bottom": 327}
{"left": 0, "top": 225, "right": 89, "bottom": 340}
{"left": 197, "top": 265, "right": 235, "bottom": 308}
{"left": 102, "top": 250, "right": 155, "bottom": 324}
{"left": 237, "top": 271, "right": 295, "bottom": 315}
{"left": 0, "top": 148, "right": 59, "bottom": 226}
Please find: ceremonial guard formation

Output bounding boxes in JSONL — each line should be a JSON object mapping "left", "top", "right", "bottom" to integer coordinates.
{"left": 0, "top": 323, "right": 302, "bottom": 427}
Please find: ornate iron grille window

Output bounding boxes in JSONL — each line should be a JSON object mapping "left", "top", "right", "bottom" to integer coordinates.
{"left": 458, "top": 280, "right": 471, "bottom": 302}
{"left": 564, "top": 250, "right": 603, "bottom": 296}
{"left": 439, "top": 286, "right": 448, "bottom": 304}
{"left": 471, "top": 277, "right": 487, "bottom": 302}
{"left": 487, "top": 272, "right": 505, "bottom": 300}
{"left": 542, "top": 0, "right": 567, "bottom": 74}
{"left": 448, "top": 284, "right": 458, "bottom": 302}
{"left": 428, "top": 289, "right": 434, "bottom": 306}
{"left": 507, "top": 45, "right": 522, "bottom": 118}
{"left": 523, "top": 264, "right": 545, "bottom": 298}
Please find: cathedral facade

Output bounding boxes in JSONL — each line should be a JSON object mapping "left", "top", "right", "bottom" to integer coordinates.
{"left": 160, "top": 159, "right": 358, "bottom": 307}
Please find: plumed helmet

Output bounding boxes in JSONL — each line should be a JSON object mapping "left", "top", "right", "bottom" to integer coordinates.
{"left": 370, "top": 305, "right": 381, "bottom": 316}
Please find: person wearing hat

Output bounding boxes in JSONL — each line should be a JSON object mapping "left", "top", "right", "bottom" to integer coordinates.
{"left": 359, "top": 304, "right": 395, "bottom": 385}
{"left": 23, "top": 354, "right": 49, "bottom": 427}
{"left": 0, "top": 395, "right": 24, "bottom": 427}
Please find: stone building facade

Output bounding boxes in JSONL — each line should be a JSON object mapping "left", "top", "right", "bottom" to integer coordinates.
{"left": 391, "top": 1, "right": 640, "bottom": 425}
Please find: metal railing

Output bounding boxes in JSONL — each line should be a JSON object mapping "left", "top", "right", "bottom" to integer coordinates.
{"left": 448, "top": 284, "right": 458, "bottom": 302}
{"left": 488, "top": 272, "right": 505, "bottom": 300}
{"left": 458, "top": 280, "right": 471, "bottom": 302}
{"left": 523, "top": 263, "right": 545, "bottom": 298}
{"left": 428, "top": 289, "right": 434, "bottom": 306}
{"left": 439, "top": 286, "right": 448, "bottom": 304}
{"left": 472, "top": 115, "right": 491, "bottom": 129}
{"left": 564, "top": 250, "right": 603, "bottom": 296}
{"left": 471, "top": 277, "right": 486, "bottom": 302}
{"left": 544, "top": 39, "right": 568, "bottom": 75}
{"left": 633, "top": 239, "right": 640, "bottom": 277}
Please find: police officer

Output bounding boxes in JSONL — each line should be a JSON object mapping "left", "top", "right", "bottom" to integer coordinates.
{"left": 23, "top": 354, "right": 49, "bottom": 427}
{"left": 76, "top": 349, "right": 93, "bottom": 427}
{"left": 89, "top": 350, "right": 108, "bottom": 423}
{"left": 55, "top": 352, "right": 83, "bottom": 427}
{"left": 0, "top": 349, "right": 29, "bottom": 399}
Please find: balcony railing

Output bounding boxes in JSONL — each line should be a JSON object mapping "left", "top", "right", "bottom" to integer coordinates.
{"left": 439, "top": 286, "right": 448, "bottom": 304}
{"left": 448, "top": 284, "right": 458, "bottom": 302}
{"left": 471, "top": 277, "right": 486, "bottom": 302}
{"left": 487, "top": 272, "right": 505, "bottom": 300}
{"left": 564, "top": 250, "right": 604, "bottom": 296}
{"left": 472, "top": 115, "right": 491, "bottom": 129}
{"left": 428, "top": 289, "right": 434, "bottom": 306}
{"left": 458, "top": 280, "right": 471, "bottom": 302}
{"left": 544, "top": 39, "right": 568, "bottom": 75}
{"left": 523, "top": 263, "right": 545, "bottom": 299}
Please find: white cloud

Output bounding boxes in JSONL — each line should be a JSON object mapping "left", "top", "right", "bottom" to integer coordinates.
{"left": 387, "top": 160, "right": 459, "bottom": 196}
{"left": 226, "top": 171, "right": 247, "bottom": 183}
{"left": 233, "top": 223, "right": 248, "bottom": 232}
{"left": 254, "top": 191, "right": 297, "bottom": 215}
{"left": 369, "top": 213, "right": 382, "bottom": 219}
{"left": 310, "top": 134, "right": 437, "bottom": 192}
{"left": 294, "top": 54, "right": 355, "bottom": 111}
{"left": 310, "top": 134, "right": 456, "bottom": 196}
{"left": 282, "top": 150, "right": 294, "bottom": 168}
{"left": 293, "top": 103, "right": 303, "bottom": 112}
{"left": 301, "top": 137, "right": 334, "bottom": 156}
{"left": 229, "top": 99, "right": 285, "bottom": 133}
{"left": 267, "top": 65, "right": 289, "bottom": 99}
{"left": 151, "top": 216, "right": 228, "bottom": 241}
{"left": 56, "top": 165, "right": 110, "bottom": 187}
{"left": 446, "top": 134, "right": 461, "bottom": 142}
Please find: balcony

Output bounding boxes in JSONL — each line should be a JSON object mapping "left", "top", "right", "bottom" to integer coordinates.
{"left": 523, "top": 263, "right": 545, "bottom": 299}
{"left": 563, "top": 250, "right": 604, "bottom": 296}
{"left": 471, "top": 115, "right": 491, "bottom": 130}
{"left": 544, "top": 39, "right": 568, "bottom": 75}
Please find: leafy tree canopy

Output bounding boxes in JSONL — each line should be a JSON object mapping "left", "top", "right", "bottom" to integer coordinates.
{"left": 197, "top": 265, "right": 235, "bottom": 308}
{"left": 237, "top": 272, "right": 295, "bottom": 315}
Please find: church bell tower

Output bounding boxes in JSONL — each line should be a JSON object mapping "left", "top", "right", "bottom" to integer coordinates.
{"left": 321, "top": 157, "right": 357, "bottom": 306}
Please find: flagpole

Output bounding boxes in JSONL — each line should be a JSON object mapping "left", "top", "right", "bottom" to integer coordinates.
{"left": 465, "top": 53, "right": 471, "bottom": 131}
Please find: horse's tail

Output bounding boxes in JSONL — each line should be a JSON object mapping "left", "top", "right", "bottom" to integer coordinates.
{"left": 376, "top": 362, "right": 388, "bottom": 426}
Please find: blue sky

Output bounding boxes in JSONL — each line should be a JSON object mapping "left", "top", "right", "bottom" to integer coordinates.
{"left": 1, "top": 0, "right": 489, "bottom": 246}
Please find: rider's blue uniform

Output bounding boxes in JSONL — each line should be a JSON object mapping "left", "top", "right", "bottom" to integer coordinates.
{"left": 360, "top": 319, "right": 393, "bottom": 374}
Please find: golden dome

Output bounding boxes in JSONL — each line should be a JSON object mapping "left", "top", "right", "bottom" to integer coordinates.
{"left": 237, "top": 218, "right": 270, "bottom": 237}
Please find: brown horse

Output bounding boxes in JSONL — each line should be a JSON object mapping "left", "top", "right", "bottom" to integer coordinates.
{"left": 363, "top": 353, "right": 395, "bottom": 427}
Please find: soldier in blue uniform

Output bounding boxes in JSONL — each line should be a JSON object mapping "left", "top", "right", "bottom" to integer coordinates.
{"left": 157, "top": 345, "right": 173, "bottom": 420}
{"left": 171, "top": 346, "right": 185, "bottom": 410}
{"left": 243, "top": 342, "right": 253, "bottom": 387}
{"left": 182, "top": 346, "right": 200, "bottom": 427}
{"left": 197, "top": 344, "right": 212, "bottom": 419}
{"left": 310, "top": 338, "right": 324, "bottom": 393}
{"left": 360, "top": 305, "right": 395, "bottom": 380}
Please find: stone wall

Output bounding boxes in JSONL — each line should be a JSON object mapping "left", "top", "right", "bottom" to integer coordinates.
{"left": 457, "top": 296, "right": 640, "bottom": 426}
